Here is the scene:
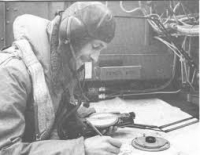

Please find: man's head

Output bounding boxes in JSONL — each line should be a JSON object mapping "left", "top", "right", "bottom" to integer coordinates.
{"left": 59, "top": 2, "right": 116, "bottom": 69}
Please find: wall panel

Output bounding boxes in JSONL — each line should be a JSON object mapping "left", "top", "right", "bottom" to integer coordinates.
{"left": 5, "top": 2, "right": 49, "bottom": 46}
{"left": 0, "top": 1, "right": 174, "bottom": 80}
{"left": 47, "top": 1, "right": 71, "bottom": 19}
{"left": 0, "top": 2, "right": 5, "bottom": 49}
{"left": 3, "top": 1, "right": 74, "bottom": 47}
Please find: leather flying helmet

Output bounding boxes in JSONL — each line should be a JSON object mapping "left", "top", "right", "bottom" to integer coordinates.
{"left": 59, "top": 2, "right": 116, "bottom": 45}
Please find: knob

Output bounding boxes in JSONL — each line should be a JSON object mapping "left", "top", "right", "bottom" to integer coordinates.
{"left": 145, "top": 136, "right": 156, "bottom": 143}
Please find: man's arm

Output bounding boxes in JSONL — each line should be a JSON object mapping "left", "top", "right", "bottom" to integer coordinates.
{"left": 0, "top": 58, "right": 85, "bottom": 155}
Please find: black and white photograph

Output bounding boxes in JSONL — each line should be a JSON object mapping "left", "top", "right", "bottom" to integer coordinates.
{"left": 0, "top": 0, "right": 199, "bottom": 155}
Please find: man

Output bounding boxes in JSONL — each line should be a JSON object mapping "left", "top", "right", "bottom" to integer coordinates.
{"left": 0, "top": 1, "right": 122, "bottom": 155}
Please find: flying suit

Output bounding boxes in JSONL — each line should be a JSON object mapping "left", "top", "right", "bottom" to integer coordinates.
{"left": 0, "top": 14, "right": 84, "bottom": 155}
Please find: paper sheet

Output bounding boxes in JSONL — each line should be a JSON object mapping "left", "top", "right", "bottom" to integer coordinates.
{"left": 90, "top": 97, "right": 199, "bottom": 155}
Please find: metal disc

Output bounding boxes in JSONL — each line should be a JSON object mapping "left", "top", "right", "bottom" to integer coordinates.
{"left": 131, "top": 136, "right": 170, "bottom": 152}
{"left": 86, "top": 112, "right": 119, "bottom": 128}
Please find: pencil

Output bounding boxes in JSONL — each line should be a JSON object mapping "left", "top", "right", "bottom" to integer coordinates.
{"left": 86, "top": 120, "right": 103, "bottom": 136}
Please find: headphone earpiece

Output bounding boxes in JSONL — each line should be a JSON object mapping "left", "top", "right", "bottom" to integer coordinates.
{"left": 68, "top": 16, "right": 87, "bottom": 41}
{"left": 59, "top": 16, "right": 87, "bottom": 43}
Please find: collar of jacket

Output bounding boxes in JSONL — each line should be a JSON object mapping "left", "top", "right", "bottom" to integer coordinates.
{"left": 13, "top": 14, "right": 77, "bottom": 138}
{"left": 13, "top": 14, "right": 68, "bottom": 108}
{"left": 13, "top": 14, "right": 63, "bottom": 140}
{"left": 13, "top": 14, "right": 51, "bottom": 79}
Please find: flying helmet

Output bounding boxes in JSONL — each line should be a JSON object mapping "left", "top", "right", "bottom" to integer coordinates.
{"left": 59, "top": 2, "right": 116, "bottom": 47}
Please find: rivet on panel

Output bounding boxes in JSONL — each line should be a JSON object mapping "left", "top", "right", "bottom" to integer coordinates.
{"left": 6, "top": 21, "right": 10, "bottom": 24}
{"left": 14, "top": 8, "right": 18, "bottom": 11}
{"left": 6, "top": 7, "right": 9, "bottom": 11}
{"left": 1, "top": 38, "right": 4, "bottom": 41}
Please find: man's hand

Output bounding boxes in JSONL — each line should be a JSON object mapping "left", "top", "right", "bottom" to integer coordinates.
{"left": 84, "top": 136, "right": 122, "bottom": 155}
{"left": 78, "top": 106, "right": 119, "bottom": 136}
{"left": 102, "top": 126, "right": 118, "bottom": 136}
{"left": 77, "top": 105, "right": 96, "bottom": 118}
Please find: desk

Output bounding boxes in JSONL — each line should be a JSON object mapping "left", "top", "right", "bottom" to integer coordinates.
{"left": 90, "top": 97, "right": 199, "bottom": 155}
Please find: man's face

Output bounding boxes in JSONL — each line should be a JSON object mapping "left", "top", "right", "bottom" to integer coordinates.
{"left": 75, "top": 40, "right": 107, "bottom": 69}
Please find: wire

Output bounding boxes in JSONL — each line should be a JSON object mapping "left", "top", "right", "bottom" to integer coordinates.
{"left": 155, "top": 36, "right": 197, "bottom": 90}
{"left": 180, "top": 2, "right": 193, "bottom": 24}
{"left": 119, "top": 1, "right": 141, "bottom": 13}
{"left": 137, "top": 2, "right": 162, "bottom": 33}
{"left": 180, "top": 36, "right": 197, "bottom": 89}
{"left": 105, "top": 1, "right": 108, "bottom": 7}
{"left": 191, "top": 69, "right": 197, "bottom": 84}
{"left": 154, "top": 36, "right": 182, "bottom": 58}
{"left": 105, "top": 1, "right": 198, "bottom": 97}
{"left": 173, "top": 2, "right": 181, "bottom": 14}
{"left": 103, "top": 89, "right": 182, "bottom": 99}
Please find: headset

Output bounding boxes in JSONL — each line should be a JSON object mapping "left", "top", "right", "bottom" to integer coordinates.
{"left": 52, "top": 11, "right": 91, "bottom": 139}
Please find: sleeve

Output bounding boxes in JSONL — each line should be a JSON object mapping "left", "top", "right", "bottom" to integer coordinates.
{"left": 0, "top": 58, "right": 85, "bottom": 155}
